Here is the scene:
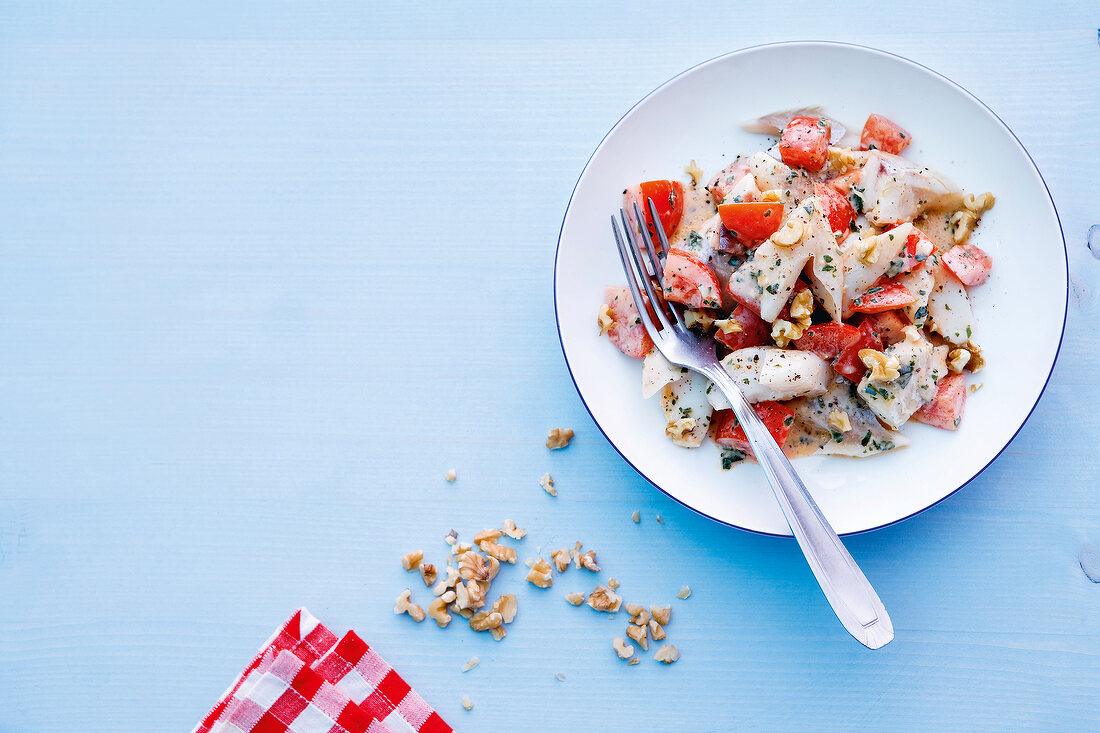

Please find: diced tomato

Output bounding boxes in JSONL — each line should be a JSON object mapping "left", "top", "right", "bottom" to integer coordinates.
{"left": 813, "top": 183, "right": 856, "bottom": 240}
{"left": 941, "top": 243, "right": 993, "bottom": 286}
{"left": 717, "top": 202, "right": 784, "bottom": 245}
{"left": 603, "top": 285, "right": 652, "bottom": 358}
{"left": 860, "top": 113, "right": 912, "bottom": 155}
{"left": 793, "top": 322, "right": 861, "bottom": 362}
{"left": 706, "top": 160, "right": 753, "bottom": 205}
{"left": 832, "top": 319, "right": 882, "bottom": 382}
{"left": 865, "top": 309, "right": 910, "bottom": 345}
{"left": 896, "top": 227, "right": 936, "bottom": 274}
{"left": 638, "top": 180, "right": 685, "bottom": 240}
{"left": 826, "top": 167, "right": 862, "bottom": 196}
{"left": 778, "top": 116, "right": 831, "bottom": 172}
{"left": 913, "top": 373, "right": 966, "bottom": 430}
{"left": 717, "top": 219, "right": 749, "bottom": 256}
{"left": 714, "top": 304, "right": 771, "bottom": 351}
{"left": 712, "top": 401, "right": 795, "bottom": 458}
{"left": 850, "top": 279, "right": 915, "bottom": 314}
{"left": 662, "top": 248, "right": 723, "bottom": 309}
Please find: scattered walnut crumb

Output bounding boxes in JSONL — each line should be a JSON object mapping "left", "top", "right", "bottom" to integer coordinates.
{"left": 655, "top": 514, "right": 664, "bottom": 525}
{"left": 445, "top": 469, "right": 457, "bottom": 482}
{"left": 469, "top": 610, "right": 503, "bottom": 631}
{"left": 649, "top": 619, "right": 667, "bottom": 640}
{"left": 444, "top": 530, "right": 458, "bottom": 546}
{"left": 628, "top": 657, "right": 640, "bottom": 666}
{"left": 607, "top": 577, "right": 619, "bottom": 590}
{"left": 597, "top": 303, "right": 615, "bottom": 336}
{"left": 555, "top": 673, "right": 566, "bottom": 682}
{"left": 394, "top": 589, "right": 425, "bottom": 622}
{"left": 480, "top": 540, "right": 517, "bottom": 564}
{"left": 579, "top": 550, "right": 600, "bottom": 572}
{"left": 564, "top": 592, "right": 585, "bottom": 606}
{"left": 492, "top": 593, "right": 518, "bottom": 623}
{"left": 419, "top": 563, "right": 437, "bottom": 587}
{"left": 626, "top": 622, "right": 648, "bottom": 651}
{"left": 400, "top": 550, "right": 424, "bottom": 571}
{"left": 550, "top": 548, "right": 570, "bottom": 573}
{"left": 654, "top": 644, "right": 680, "bottom": 664}
{"left": 462, "top": 656, "right": 479, "bottom": 672}
{"left": 489, "top": 626, "right": 506, "bottom": 641}
{"left": 586, "top": 585, "right": 622, "bottom": 612}
{"left": 540, "top": 472, "right": 557, "bottom": 496}
{"left": 433, "top": 566, "right": 460, "bottom": 596}
{"left": 500, "top": 519, "right": 526, "bottom": 540}
{"left": 526, "top": 558, "right": 553, "bottom": 588}
{"left": 969, "top": 382, "right": 984, "bottom": 394}
{"left": 427, "top": 596, "right": 452, "bottom": 627}
{"left": 631, "top": 510, "right": 640, "bottom": 524}
{"left": 685, "top": 159, "right": 704, "bottom": 186}
{"left": 650, "top": 605, "right": 671, "bottom": 625}
{"left": 612, "top": 636, "right": 635, "bottom": 660}
{"left": 546, "top": 427, "right": 575, "bottom": 450}
{"left": 461, "top": 695, "right": 473, "bottom": 711}
{"left": 677, "top": 586, "right": 691, "bottom": 600}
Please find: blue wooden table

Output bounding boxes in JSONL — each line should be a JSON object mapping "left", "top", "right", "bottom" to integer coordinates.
{"left": 1, "top": 3, "right": 1098, "bottom": 731}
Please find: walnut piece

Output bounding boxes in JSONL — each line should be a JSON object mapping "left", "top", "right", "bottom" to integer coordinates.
{"left": 586, "top": 585, "right": 622, "bottom": 612}
{"left": 394, "top": 589, "right": 425, "bottom": 622}
{"left": 489, "top": 625, "right": 506, "bottom": 641}
{"left": 540, "top": 472, "right": 557, "bottom": 496}
{"left": 461, "top": 695, "right": 473, "bottom": 711}
{"left": 469, "top": 610, "right": 503, "bottom": 631}
{"left": 526, "top": 558, "right": 553, "bottom": 588}
{"left": 597, "top": 303, "right": 615, "bottom": 336}
{"left": 473, "top": 528, "right": 501, "bottom": 545}
{"left": 492, "top": 593, "right": 518, "bottom": 623}
{"left": 501, "top": 519, "right": 526, "bottom": 540}
{"left": 859, "top": 349, "right": 901, "bottom": 381}
{"left": 400, "top": 550, "right": 424, "bottom": 571}
{"left": 564, "top": 592, "right": 585, "bottom": 606}
{"left": 948, "top": 348, "right": 971, "bottom": 373}
{"left": 676, "top": 586, "right": 691, "bottom": 600}
{"left": 427, "top": 596, "right": 452, "bottom": 628}
{"left": 685, "top": 159, "right": 704, "bottom": 186}
{"left": 462, "top": 656, "right": 479, "bottom": 672}
{"left": 612, "top": 636, "right": 635, "bottom": 660}
{"left": 445, "top": 469, "right": 457, "bottom": 482}
{"left": 771, "top": 218, "right": 804, "bottom": 247}
{"left": 444, "top": 529, "right": 458, "bottom": 546}
{"left": 654, "top": 644, "right": 680, "bottom": 664}
{"left": 579, "top": 550, "right": 600, "bottom": 572}
{"left": 458, "top": 551, "right": 498, "bottom": 582}
{"left": 631, "top": 510, "right": 640, "bottom": 523}
{"left": 628, "top": 658, "right": 640, "bottom": 666}
{"left": 433, "top": 566, "right": 460, "bottom": 595}
{"left": 650, "top": 605, "right": 671, "bottom": 625}
{"left": 630, "top": 608, "right": 650, "bottom": 626}
{"left": 455, "top": 580, "right": 486, "bottom": 611}
{"left": 419, "top": 563, "right": 438, "bottom": 587}
{"left": 550, "top": 548, "right": 570, "bottom": 573}
{"left": 649, "top": 619, "right": 667, "bottom": 640}
{"left": 624, "top": 603, "right": 644, "bottom": 617}
{"left": 827, "top": 410, "right": 852, "bottom": 434}
{"left": 626, "top": 622, "right": 649, "bottom": 651}
{"left": 607, "top": 577, "right": 620, "bottom": 590}
{"left": 479, "top": 539, "right": 517, "bottom": 564}
{"left": 771, "top": 319, "right": 805, "bottom": 348}
{"left": 546, "top": 428, "right": 575, "bottom": 450}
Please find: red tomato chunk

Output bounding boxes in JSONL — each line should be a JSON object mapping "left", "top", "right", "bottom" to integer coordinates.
{"left": 662, "top": 249, "right": 723, "bottom": 309}
{"left": 713, "top": 304, "right": 771, "bottom": 351}
{"left": 860, "top": 113, "right": 912, "bottom": 155}
{"left": 603, "top": 285, "right": 652, "bottom": 358}
{"left": 832, "top": 320, "right": 883, "bottom": 382}
{"left": 638, "top": 179, "right": 685, "bottom": 240}
{"left": 913, "top": 372, "right": 966, "bottom": 430}
{"left": 778, "top": 116, "right": 831, "bottom": 172}
{"left": 717, "top": 202, "right": 784, "bottom": 245}
{"left": 794, "top": 322, "right": 861, "bottom": 362}
{"left": 712, "top": 401, "right": 795, "bottom": 458}
{"left": 941, "top": 243, "right": 993, "bottom": 286}
{"left": 849, "top": 279, "right": 915, "bottom": 314}
{"left": 813, "top": 182, "right": 856, "bottom": 241}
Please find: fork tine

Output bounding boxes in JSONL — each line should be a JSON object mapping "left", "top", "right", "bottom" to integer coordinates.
{"left": 638, "top": 199, "right": 687, "bottom": 330}
{"left": 632, "top": 200, "right": 664, "bottom": 280}
{"left": 612, "top": 214, "right": 672, "bottom": 337}
{"left": 620, "top": 208, "right": 681, "bottom": 334}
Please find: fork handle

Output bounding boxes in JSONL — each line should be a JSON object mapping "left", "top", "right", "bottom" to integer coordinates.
{"left": 703, "top": 365, "right": 893, "bottom": 649}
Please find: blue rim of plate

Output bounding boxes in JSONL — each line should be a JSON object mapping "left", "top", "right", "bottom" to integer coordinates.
{"left": 552, "top": 40, "right": 1069, "bottom": 538}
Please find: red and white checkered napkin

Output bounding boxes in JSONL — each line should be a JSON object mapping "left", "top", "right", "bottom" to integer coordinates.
{"left": 194, "top": 608, "right": 452, "bottom": 733}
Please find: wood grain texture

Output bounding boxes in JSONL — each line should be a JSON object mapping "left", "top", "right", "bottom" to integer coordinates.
{"left": 0, "top": 3, "right": 1098, "bottom": 731}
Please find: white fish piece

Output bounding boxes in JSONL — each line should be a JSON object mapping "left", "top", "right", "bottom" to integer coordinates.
{"left": 797, "top": 197, "right": 844, "bottom": 322}
{"left": 707, "top": 158, "right": 756, "bottom": 204}
{"left": 727, "top": 236, "right": 812, "bottom": 322}
{"left": 896, "top": 265, "right": 935, "bottom": 328}
{"left": 661, "top": 372, "right": 713, "bottom": 447}
{"left": 841, "top": 223, "right": 913, "bottom": 317}
{"left": 721, "top": 347, "right": 830, "bottom": 403}
{"left": 742, "top": 106, "right": 847, "bottom": 144}
{"left": 747, "top": 152, "right": 815, "bottom": 212}
{"left": 642, "top": 349, "right": 686, "bottom": 399}
{"left": 926, "top": 260, "right": 976, "bottom": 344}
{"left": 705, "top": 379, "right": 732, "bottom": 411}
{"left": 856, "top": 328, "right": 940, "bottom": 429}
{"left": 857, "top": 151, "right": 961, "bottom": 226}
{"left": 789, "top": 377, "right": 910, "bottom": 458}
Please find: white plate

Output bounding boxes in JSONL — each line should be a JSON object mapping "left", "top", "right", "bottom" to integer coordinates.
{"left": 554, "top": 42, "right": 1067, "bottom": 536}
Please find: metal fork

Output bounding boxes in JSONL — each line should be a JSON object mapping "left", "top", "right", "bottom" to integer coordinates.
{"left": 612, "top": 199, "right": 893, "bottom": 649}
